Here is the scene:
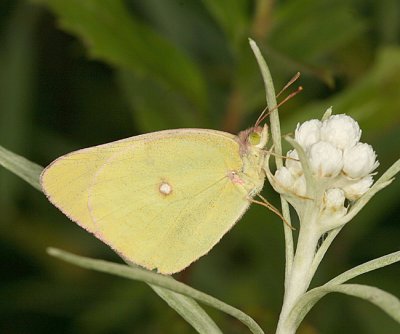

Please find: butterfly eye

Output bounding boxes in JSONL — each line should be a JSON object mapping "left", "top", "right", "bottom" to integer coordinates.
{"left": 248, "top": 124, "right": 269, "bottom": 149}
{"left": 249, "top": 132, "right": 261, "bottom": 146}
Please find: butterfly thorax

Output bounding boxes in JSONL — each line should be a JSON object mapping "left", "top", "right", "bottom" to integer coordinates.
{"left": 233, "top": 124, "right": 269, "bottom": 197}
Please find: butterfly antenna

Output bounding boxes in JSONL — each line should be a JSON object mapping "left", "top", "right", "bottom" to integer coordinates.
{"left": 276, "top": 72, "right": 301, "bottom": 98}
{"left": 267, "top": 150, "right": 297, "bottom": 160}
{"left": 250, "top": 194, "right": 295, "bottom": 229}
{"left": 265, "top": 143, "right": 299, "bottom": 161}
{"left": 254, "top": 105, "right": 269, "bottom": 128}
{"left": 255, "top": 85, "right": 303, "bottom": 127}
{"left": 254, "top": 72, "right": 302, "bottom": 128}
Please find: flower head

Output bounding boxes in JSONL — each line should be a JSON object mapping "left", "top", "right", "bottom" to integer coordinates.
{"left": 268, "top": 111, "right": 379, "bottom": 229}
{"left": 323, "top": 188, "right": 346, "bottom": 210}
{"left": 293, "top": 174, "right": 307, "bottom": 197}
{"left": 320, "top": 188, "right": 348, "bottom": 220}
{"left": 295, "top": 119, "right": 322, "bottom": 150}
{"left": 275, "top": 166, "right": 295, "bottom": 189}
{"left": 308, "top": 141, "right": 343, "bottom": 178}
{"left": 342, "top": 175, "right": 374, "bottom": 201}
{"left": 343, "top": 142, "right": 379, "bottom": 179}
{"left": 320, "top": 114, "right": 361, "bottom": 150}
{"left": 285, "top": 150, "right": 302, "bottom": 176}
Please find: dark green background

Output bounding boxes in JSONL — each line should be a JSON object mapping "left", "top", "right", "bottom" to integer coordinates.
{"left": 0, "top": 0, "right": 399, "bottom": 333}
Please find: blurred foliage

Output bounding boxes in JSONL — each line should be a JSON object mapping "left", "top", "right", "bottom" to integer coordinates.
{"left": 0, "top": 0, "right": 399, "bottom": 333}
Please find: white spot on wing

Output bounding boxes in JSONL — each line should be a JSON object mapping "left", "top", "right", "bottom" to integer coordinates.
{"left": 159, "top": 182, "right": 172, "bottom": 195}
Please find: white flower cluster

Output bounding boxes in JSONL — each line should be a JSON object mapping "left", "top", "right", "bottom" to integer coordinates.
{"left": 274, "top": 111, "right": 379, "bottom": 220}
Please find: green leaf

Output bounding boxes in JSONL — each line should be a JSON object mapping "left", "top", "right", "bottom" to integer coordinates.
{"left": 269, "top": 0, "right": 366, "bottom": 62}
{"left": 118, "top": 70, "right": 200, "bottom": 132}
{"left": 202, "top": 0, "right": 250, "bottom": 48}
{"left": 151, "top": 286, "right": 223, "bottom": 334}
{"left": 288, "top": 284, "right": 400, "bottom": 330}
{"left": 31, "top": 0, "right": 207, "bottom": 109}
{"left": 0, "top": 145, "right": 43, "bottom": 191}
{"left": 282, "top": 47, "right": 400, "bottom": 139}
{"left": 47, "top": 247, "right": 265, "bottom": 334}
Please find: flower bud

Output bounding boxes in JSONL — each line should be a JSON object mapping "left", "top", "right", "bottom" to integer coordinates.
{"left": 275, "top": 167, "right": 295, "bottom": 189}
{"left": 295, "top": 119, "right": 322, "bottom": 150}
{"left": 320, "top": 114, "right": 361, "bottom": 150}
{"left": 323, "top": 188, "right": 345, "bottom": 210}
{"left": 321, "top": 188, "right": 347, "bottom": 220}
{"left": 293, "top": 174, "right": 307, "bottom": 196}
{"left": 308, "top": 141, "right": 343, "bottom": 177}
{"left": 342, "top": 175, "right": 373, "bottom": 201}
{"left": 285, "top": 150, "right": 302, "bottom": 176}
{"left": 343, "top": 142, "right": 379, "bottom": 178}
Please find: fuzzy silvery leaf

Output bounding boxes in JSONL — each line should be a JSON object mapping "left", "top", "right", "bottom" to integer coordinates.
{"left": 0, "top": 145, "right": 43, "bottom": 191}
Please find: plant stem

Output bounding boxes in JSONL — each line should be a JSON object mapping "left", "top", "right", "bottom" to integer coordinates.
{"left": 275, "top": 211, "right": 320, "bottom": 334}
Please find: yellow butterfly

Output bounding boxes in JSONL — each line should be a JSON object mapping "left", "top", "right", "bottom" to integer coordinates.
{"left": 41, "top": 124, "right": 271, "bottom": 274}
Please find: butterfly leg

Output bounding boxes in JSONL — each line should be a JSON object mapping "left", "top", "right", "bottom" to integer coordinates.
{"left": 248, "top": 194, "right": 295, "bottom": 230}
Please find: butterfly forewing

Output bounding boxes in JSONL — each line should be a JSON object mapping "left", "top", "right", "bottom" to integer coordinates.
{"left": 41, "top": 129, "right": 252, "bottom": 274}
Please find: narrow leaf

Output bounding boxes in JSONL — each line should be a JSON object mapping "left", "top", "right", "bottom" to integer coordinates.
{"left": 47, "top": 247, "right": 264, "bottom": 334}
{"left": 249, "top": 38, "right": 294, "bottom": 288}
{"left": 288, "top": 284, "right": 400, "bottom": 329}
{"left": 343, "top": 157, "right": 400, "bottom": 223}
{"left": 328, "top": 250, "right": 400, "bottom": 285}
{"left": 328, "top": 285, "right": 400, "bottom": 323}
{"left": 248, "top": 39, "right": 281, "bottom": 158}
{"left": 0, "top": 145, "right": 43, "bottom": 191}
{"left": 151, "top": 285, "right": 223, "bottom": 334}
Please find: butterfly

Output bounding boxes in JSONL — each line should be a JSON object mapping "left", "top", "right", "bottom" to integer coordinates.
{"left": 41, "top": 120, "right": 278, "bottom": 274}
